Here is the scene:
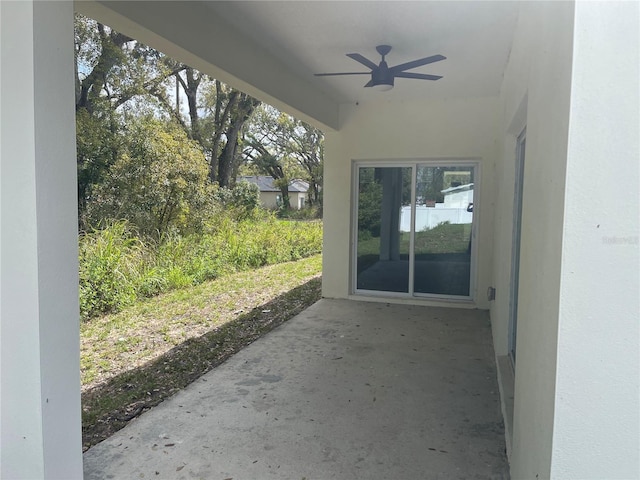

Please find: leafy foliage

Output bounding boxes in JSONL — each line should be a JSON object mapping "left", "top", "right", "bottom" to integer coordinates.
{"left": 212, "top": 181, "right": 261, "bottom": 220}
{"left": 79, "top": 221, "right": 141, "bottom": 318}
{"left": 74, "top": 15, "right": 323, "bottom": 227}
{"left": 244, "top": 105, "right": 324, "bottom": 209}
{"left": 85, "top": 118, "right": 213, "bottom": 237}
{"left": 79, "top": 216, "right": 322, "bottom": 320}
{"left": 74, "top": 16, "right": 326, "bottom": 322}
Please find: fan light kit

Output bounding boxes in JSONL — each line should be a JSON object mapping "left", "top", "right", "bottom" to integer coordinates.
{"left": 315, "top": 45, "right": 446, "bottom": 91}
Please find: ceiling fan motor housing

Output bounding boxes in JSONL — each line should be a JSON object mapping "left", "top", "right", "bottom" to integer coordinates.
{"left": 371, "top": 61, "right": 394, "bottom": 88}
{"left": 314, "top": 44, "right": 445, "bottom": 90}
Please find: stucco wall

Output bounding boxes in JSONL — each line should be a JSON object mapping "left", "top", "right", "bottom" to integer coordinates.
{"left": 491, "top": 2, "right": 576, "bottom": 477}
{"left": 323, "top": 96, "right": 499, "bottom": 308}
{"left": 492, "top": 1, "right": 640, "bottom": 478}
{"left": 260, "top": 191, "right": 280, "bottom": 209}
{"left": 550, "top": 2, "right": 639, "bottom": 477}
{"left": 259, "top": 191, "right": 305, "bottom": 210}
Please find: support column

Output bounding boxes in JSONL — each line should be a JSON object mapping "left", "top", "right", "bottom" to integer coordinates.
{"left": 1, "top": 2, "right": 82, "bottom": 478}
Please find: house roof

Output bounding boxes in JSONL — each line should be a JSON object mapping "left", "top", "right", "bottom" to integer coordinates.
{"left": 238, "top": 176, "right": 309, "bottom": 193}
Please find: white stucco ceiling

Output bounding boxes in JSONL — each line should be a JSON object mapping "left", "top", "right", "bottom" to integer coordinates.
{"left": 77, "top": 0, "right": 521, "bottom": 129}
{"left": 204, "top": 1, "right": 521, "bottom": 104}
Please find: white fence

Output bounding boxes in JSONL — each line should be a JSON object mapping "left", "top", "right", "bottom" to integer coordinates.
{"left": 399, "top": 206, "right": 472, "bottom": 232}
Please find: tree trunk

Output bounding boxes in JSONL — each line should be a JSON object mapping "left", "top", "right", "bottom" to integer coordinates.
{"left": 184, "top": 68, "right": 201, "bottom": 143}
{"left": 280, "top": 185, "right": 291, "bottom": 210}
{"left": 214, "top": 93, "right": 260, "bottom": 186}
{"left": 217, "top": 127, "right": 239, "bottom": 187}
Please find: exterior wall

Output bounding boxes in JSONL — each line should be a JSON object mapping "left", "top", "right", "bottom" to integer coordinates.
{"left": 0, "top": 1, "right": 82, "bottom": 478}
{"left": 491, "top": 2, "right": 576, "bottom": 477}
{"left": 259, "top": 191, "right": 305, "bottom": 210}
{"left": 492, "top": 1, "right": 640, "bottom": 478}
{"left": 323, "top": 96, "right": 499, "bottom": 308}
{"left": 294, "top": 192, "right": 306, "bottom": 209}
{"left": 260, "top": 191, "right": 280, "bottom": 209}
{"left": 551, "top": 2, "right": 639, "bottom": 477}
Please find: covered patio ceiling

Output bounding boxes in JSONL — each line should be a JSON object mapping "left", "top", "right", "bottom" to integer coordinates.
{"left": 205, "top": 1, "right": 520, "bottom": 103}
{"left": 76, "top": 1, "right": 521, "bottom": 130}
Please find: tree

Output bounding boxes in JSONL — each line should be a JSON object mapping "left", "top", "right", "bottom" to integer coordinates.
{"left": 86, "top": 118, "right": 213, "bottom": 237}
{"left": 274, "top": 113, "right": 324, "bottom": 206}
{"left": 75, "top": 15, "right": 132, "bottom": 221}
{"left": 74, "top": 15, "right": 184, "bottom": 226}
{"left": 75, "top": 15, "right": 133, "bottom": 114}
{"left": 244, "top": 127, "right": 293, "bottom": 209}
{"left": 75, "top": 14, "right": 296, "bottom": 233}
{"left": 244, "top": 105, "right": 323, "bottom": 208}
{"left": 150, "top": 68, "right": 261, "bottom": 187}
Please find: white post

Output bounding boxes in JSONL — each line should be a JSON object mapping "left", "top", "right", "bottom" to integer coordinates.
{"left": 0, "top": 1, "right": 82, "bottom": 478}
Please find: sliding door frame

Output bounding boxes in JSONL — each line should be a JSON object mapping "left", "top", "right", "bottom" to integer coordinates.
{"left": 351, "top": 158, "right": 480, "bottom": 302}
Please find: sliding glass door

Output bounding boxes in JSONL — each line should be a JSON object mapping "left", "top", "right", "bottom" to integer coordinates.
{"left": 354, "top": 162, "right": 476, "bottom": 299}
{"left": 355, "top": 166, "right": 412, "bottom": 293}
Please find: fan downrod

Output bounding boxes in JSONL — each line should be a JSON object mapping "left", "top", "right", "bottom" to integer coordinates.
{"left": 376, "top": 45, "right": 392, "bottom": 59}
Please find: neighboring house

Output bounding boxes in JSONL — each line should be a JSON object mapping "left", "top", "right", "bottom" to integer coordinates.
{"left": 237, "top": 175, "right": 309, "bottom": 209}
{"left": 2, "top": 2, "right": 638, "bottom": 479}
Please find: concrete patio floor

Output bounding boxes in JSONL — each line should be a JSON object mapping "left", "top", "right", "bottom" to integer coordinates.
{"left": 83, "top": 299, "right": 509, "bottom": 479}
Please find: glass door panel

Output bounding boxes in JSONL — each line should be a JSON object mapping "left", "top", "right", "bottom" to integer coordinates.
{"left": 356, "top": 166, "right": 412, "bottom": 293}
{"left": 413, "top": 166, "right": 474, "bottom": 296}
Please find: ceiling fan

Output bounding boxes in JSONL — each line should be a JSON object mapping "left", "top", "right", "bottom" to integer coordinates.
{"left": 315, "top": 45, "right": 446, "bottom": 91}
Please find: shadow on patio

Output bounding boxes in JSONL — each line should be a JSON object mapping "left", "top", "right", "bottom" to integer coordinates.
{"left": 83, "top": 299, "right": 508, "bottom": 479}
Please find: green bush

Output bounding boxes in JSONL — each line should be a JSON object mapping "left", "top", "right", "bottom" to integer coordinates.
{"left": 85, "top": 118, "right": 214, "bottom": 238}
{"left": 79, "top": 221, "right": 141, "bottom": 317}
{"left": 287, "top": 205, "right": 322, "bottom": 220}
{"left": 79, "top": 214, "right": 322, "bottom": 320}
{"left": 212, "top": 182, "right": 261, "bottom": 221}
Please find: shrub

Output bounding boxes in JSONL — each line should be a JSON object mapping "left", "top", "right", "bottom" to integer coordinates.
{"left": 286, "top": 205, "right": 322, "bottom": 220}
{"left": 212, "top": 182, "right": 261, "bottom": 220}
{"left": 79, "top": 214, "right": 323, "bottom": 320}
{"left": 79, "top": 221, "right": 141, "bottom": 318}
{"left": 85, "top": 118, "right": 214, "bottom": 238}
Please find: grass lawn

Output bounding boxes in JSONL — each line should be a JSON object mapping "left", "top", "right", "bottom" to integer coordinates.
{"left": 81, "top": 254, "right": 322, "bottom": 450}
{"left": 356, "top": 223, "right": 471, "bottom": 272}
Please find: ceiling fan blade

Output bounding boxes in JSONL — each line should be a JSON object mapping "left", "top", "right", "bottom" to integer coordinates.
{"left": 395, "top": 71, "right": 443, "bottom": 81}
{"left": 314, "top": 72, "right": 371, "bottom": 76}
{"left": 390, "top": 54, "right": 446, "bottom": 73}
{"left": 363, "top": 79, "right": 375, "bottom": 88}
{"left": 346, "top": 53, "right": 378, "bottom": 70}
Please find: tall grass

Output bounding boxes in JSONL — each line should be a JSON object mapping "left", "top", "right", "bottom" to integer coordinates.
{"left": 79, "top": 214, "right": 322, "bottom": 320}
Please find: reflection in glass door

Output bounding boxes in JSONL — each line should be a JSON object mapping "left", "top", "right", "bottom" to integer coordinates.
{"left": 354, "top": 162, "right": 476, "bottom": 299}
{"left": 414, "top": 165, "right": 474, "bottom": 296}
{"left": 356, "top": 166, "right": 412, "bottom": 293}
